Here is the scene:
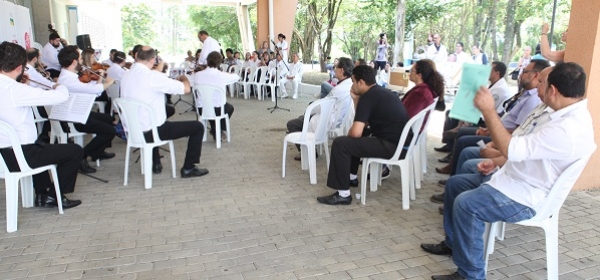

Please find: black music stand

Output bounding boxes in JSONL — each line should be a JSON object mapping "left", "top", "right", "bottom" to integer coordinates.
{"left": 268, "top": 40, "right": 290, "bottom": 113}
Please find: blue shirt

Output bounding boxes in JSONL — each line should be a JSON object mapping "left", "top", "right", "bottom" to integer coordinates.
{"left": 500, "top": 88, "right": 541, "bottom": 130}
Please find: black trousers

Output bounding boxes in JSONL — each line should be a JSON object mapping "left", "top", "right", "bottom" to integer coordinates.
{"left": 143, "top": 121, "right": 204, "bottom": 169}
{"left": 166, "top": 104, "right": 175, "bottom": 119}
{"left": 95, "top": 91, "right": 112, "bottom": 114}
{"left": 197, "top": 103, "right": 234, "bottom": 132}
{"left": 327, "top": 136, "right": 398, "bottom": 191}
{"left": 0, "top": 143, "right": 82, "bottom": 195}
{"left": 73, "top": 112, "right": 115, "bottom": 159}
{"left": 46, "top": 69, "right": 60, "bottom": 79}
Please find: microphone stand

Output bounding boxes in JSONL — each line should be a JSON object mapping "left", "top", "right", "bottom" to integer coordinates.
{"left": 268, "top": 40, "right": 290, "bottom": 113}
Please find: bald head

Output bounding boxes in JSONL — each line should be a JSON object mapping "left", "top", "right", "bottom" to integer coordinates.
{"left": 136, "top": 46, "right": 156, "bottom": 62}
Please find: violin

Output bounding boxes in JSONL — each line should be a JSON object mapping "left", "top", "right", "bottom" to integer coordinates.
{"left": 92, "top": 62, "right": 109, "bottom": 71}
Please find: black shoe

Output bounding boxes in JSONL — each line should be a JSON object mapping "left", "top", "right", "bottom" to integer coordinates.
{"left": 438, "top": 179, "right": 447, "bottom": 187}
{"left": 430, "top": 193, "right": 444, "bottom": 204}
{"left": 434, "top": 145, "right": 451, "bottom": 152}
{"left": 181, "top": 167, "right": 209, "bottom": 178}
{"left": 79, "top": 159, "right": 96, "bottom": 173}
{"left": 209, "top": 129, "right": 216, "bottom": 141}
{"left": 438, "top": 154, "right": 451, "bottom": 163}
{"left": 431, "top": 272, "right": 465, "bottom": 280}
{"left": 36, "top": 195, "right": 81, "bottom": 209}
{"left": 91, "top": 151, "right": 115, "bottom": 161}
{"left": 153, "top": 163, "right": 163, "bottom": 174}
{"left": 349, "top": 178, "right": 358, "bottom": 187}
{"left": 367, "top": 166, "right": 390, "bottom": 180}
{"left": 421, "top": 241, "right": 453, "bottom": 256}
{"left": 317, "top": 192, "right": 352, "bottom": 205}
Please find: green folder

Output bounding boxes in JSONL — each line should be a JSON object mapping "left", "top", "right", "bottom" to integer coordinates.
{"left": 449, "top": 63, "right": 492, "bottom": 124}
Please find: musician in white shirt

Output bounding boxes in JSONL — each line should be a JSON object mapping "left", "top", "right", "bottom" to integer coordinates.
{"left": 57, "top": 45, "right": 116, "bottom": 174}
{"left": 279, "top": 53, "right": 303, "bottom": 99}
{"left": 0, "top": 42, "right": 82, "bottom": 209}
{"left": 197, "top": 30, "right": 221, "bottom": 66}
{"left": 24, "top": 48, "right": 55, "bottom": 137}
{"left": 121, "top": 46, "right": 208, "bottom": 178}
{"left": 193, "top": 51, "right": 240, "bottom": 139}
{"left": 40, "top": 32, "right": 65, "bottom": 79}
{"left": 106, "top": 51, "right": 127, "bottom": 81}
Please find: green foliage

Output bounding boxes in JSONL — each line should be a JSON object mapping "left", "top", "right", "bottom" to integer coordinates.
{"left": 121, "top": 4, "right": 156, "bottom": 51}
{"left": 187, "top": 6, "right": 243, "bottom": 51}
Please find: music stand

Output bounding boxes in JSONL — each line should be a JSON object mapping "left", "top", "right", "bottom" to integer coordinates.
{"left": 268, "top": 40, "right": 290, "bottom": 113}
{"left": 169, "top": 67, "right": 195, "bottom": 114}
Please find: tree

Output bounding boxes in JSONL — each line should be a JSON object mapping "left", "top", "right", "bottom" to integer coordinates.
{"left": 501, "top": 0, "right": 518, "bottom": 65}
{"left": 121, "top": 4, "right": 156, "bottom": 51}
{"left": 188, "top": 6, "right": 243, "bottom": 51}
{"left": 306, "top": 0, "right": 344, "bottom": 72}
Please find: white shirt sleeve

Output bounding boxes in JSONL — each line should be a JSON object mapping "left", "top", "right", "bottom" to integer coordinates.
{"left": 10, "top": 83, "right": 69, "bottom": 107}
{"left": 150, "top": 71, "right": 185, "bottom": 95}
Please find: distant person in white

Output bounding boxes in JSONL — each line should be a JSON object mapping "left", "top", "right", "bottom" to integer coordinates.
{"left": 106, "top": 51, "right": 127, "bottom": 82}
{"left": 374, "top": 33, "right": 390, "bottom": 71}
{"left": 426, "top": 33, "right": 448, "bottom": 64}
{"left": 280, "top": 53, "right": 303, "bottom": 99}
{"left": 0, "top": 41, "right": 82, "bottom": 209}
{"left": 193, "top": 51, "right": 239, "bottom": 139}
{"left": 40, "top": 32, "right": 66, "bottom": 79}
{"left": 120, "top": 46, "right": 209, "bottom": 178}
{"left": 102, "top": 49, "right": 117, "bottom": 66}
{"left": 454, "top": 42, "right": 473, "bottom": 65}
{"left": 197, "top": 30, "right": 221, "bottom": 66}
{"left": 276, "top": 33, "right": 289, "bottom": 63}
{"left": 487, "top": 61, "right": 513, "bottom": 114}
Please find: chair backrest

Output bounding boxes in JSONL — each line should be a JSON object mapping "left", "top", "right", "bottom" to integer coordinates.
{"left": 193, "top": 85, "right": 226, "bottom": 120}
{"left": 389, "top": 108, "right": 428, "bottom": 161}
{"left": 106, "top": 80, "right": 120, "bottom": 99}
{"left": 113, "top": 98, "right": 162, "bottom": 145}
{"left": 33, "top": 42, "right": 43, "bottom": 52}
{"left": 417, "top": 97, "right": 438, "bottom": 137}
{"left": 229, "top": 65, "right": 241, "bottom": 76}
{"left": 254, "top": 66, "right": 269, "bottom": 83}
{"left": 220, "top": 64, "right": 229, "bottom": 72}
{"left": 245, "top": 66, "right": 257, "bottom": 83}
{"left": 0, "top": 121, "right": 33, "bottom": 174}
{"left": 526, "top": 155, "right": 594, "bottom": 222}
{"left": 298, "top": 98, "right": 335, "bottom": 143}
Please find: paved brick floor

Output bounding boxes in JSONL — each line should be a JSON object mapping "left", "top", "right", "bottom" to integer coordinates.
{"left": 1, "top": 91, "right": 600, "bottom": 280}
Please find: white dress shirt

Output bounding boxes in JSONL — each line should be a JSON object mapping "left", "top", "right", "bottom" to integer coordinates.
{"left": 285, "top": 62, "right": 303, "bottom": 79}
{"left": 40, "top": 43, "right": 62, "bottom": 71}
{"left": 193, "top": 67, "right": 239, "bottom": 108}
{"left": 328, "top": 78, "right": 353, "bottom": 129}
{"left": 25, "top": 63, "right": 55, "bottom": 89}
{"left": 57, "top": 70, "right": 104, "bottom": 96}
{"left": 197, "top": 36, "right": 221, "bottom": 65}
{"left": 0, "top": 74, "right": 68, "bottom": 147}
{"left": 277, "top": 40, "right": 289, "bottom": 62}
{"left": 106, "top": 65, "right": 126, "bottom": 81}
{"left": 489, "top": 78, "right": 513, "bottom": 114}
{"left": 488, "top": 99, "right": 596, "bottom": 212}
{"left": 426, "top": 43, "right": 448, "bottom": 64}
{"left": 120, "top": 63, "right": 185, "bottom": 131}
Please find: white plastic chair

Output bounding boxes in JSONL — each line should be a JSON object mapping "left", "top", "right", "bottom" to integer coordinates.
{"left": 48, "top": 119, "right": 100, "bottom": 167}
{"left": 251, "top": 66, "right": 270, "bottom": 100}
{"left": 359, "top": 108, "right": 428, "bottom": 209}
{"left": 220, "top": 64, "right": 229, "bottom": 72}
{"left": 483, "top": 155, "right": 594, "bottom": 280}
{"left": 412, "top": 98, "right": 438, "bottom": 189}
{"left": 193, "top": 85, "right": 231, "bottom": 149}
{"left": 269, "top": 68, "right": 283, "bottom": 102}
{"left": 241, "top": 66, "right": 257, "bottom": 99}
{"left": 282, "top": 98, "right": 335, "bottom": 184}
{"left": 0, "top": 121, "right": 63, "bottom": 233}
{"left": 328, "top": 97, "right": 354, "bottom": 139}
{"left": 113, "top": 98, "right": 177, "bottom": 190}
{"left": 228, "top": 65, "right": 241, "bottom": 98}
{"left": 31, "top": 106, "right": 48, "bottom": 135}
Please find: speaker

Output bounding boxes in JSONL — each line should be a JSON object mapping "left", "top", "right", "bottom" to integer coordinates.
{"left": 76, "top": 34, "right": 92, "bottom": 50}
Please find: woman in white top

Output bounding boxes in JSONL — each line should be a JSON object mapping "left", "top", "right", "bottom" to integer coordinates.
{"left": 375, "top": 33, "right": 390, "bottom": 71}
{"left": 276, "top": 33, "right": 289, "bottom": 62}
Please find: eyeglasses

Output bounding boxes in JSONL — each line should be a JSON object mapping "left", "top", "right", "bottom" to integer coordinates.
{"left": 522, "top": 70, "right": 539, "bottom": 74}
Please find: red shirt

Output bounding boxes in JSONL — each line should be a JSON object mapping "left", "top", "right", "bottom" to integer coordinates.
{"left": 401, "top": 83, "right": 437, "bottom": 118}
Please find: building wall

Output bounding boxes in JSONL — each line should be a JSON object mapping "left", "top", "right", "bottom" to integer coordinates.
{"left": 256, "top": 0, "right": 298, "bottom": 60}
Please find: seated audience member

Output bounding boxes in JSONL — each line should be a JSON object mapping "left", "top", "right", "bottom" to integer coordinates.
{"left": 286, "top": 57, "right": 354, "bottom": 160}
{"left": 0, "top": 41, "right": 82, "bottom": 208}
{"left": 57, "top": 45, "right": 116, "bottom": 174}
{"left": 193, "top": 51, "right": 240, "bottom": 139}
{"left": 316, "top": 65, "right": 409, "bottom": 205}
{"left": 233, "top": 51, "right": 242, "bottom": 65}
{"left": 421, "top": 62, "right": 596, "bottom": 280}
{"left": 280, "top": 53, "right": 303, "bottom": 99}
{"left": 120, "top": 46, "right": 208, "bottom": 178}
{"left": 185, "top": 50, "right": 195, "bottom": 63}
{"left": 402, "top": 59, "right": 445, "bottom": 118}
{"left": 223, "top": 48, "right": 236, "bottom": 68}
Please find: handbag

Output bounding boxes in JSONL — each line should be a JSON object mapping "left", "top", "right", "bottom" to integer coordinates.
{"left": 510, "top": 69, "right": 519, "bottom": 80}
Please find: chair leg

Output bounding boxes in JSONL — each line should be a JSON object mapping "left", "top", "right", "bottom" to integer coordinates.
{"left": 300, "top": 145, "right": 309, "bottom": 170}
{"left": 215, "top": 119, "right": 221, "bottom": 149}
{"left": 308, "top": 144, "right": 317, "bottom": 185}
{"left": 6, "top": 177, "right": 19, "bottom": 233}
{"left": 324, "top": 143, "right": 330, "bottom": 172}
{"left": 202, "top": 120, "right": 208, "bottom": 142}
{"left": 360, "top": 161, "right": 369, "bottom": 205}
{"left": 282, "top": 141, "right": 288, "bottom": 178}
{"left": 143, "top": 148, "right": 153, "bottom": 190}
{"left": 225, "top": 116, "right": 231, "bottom": 142}
{"left": 400, "top": 164, "right": 410, "bottom": 210}
{"left": 483, "top": 222, "right": 498, "bottom": 274}
{"left": 545, "top": 219, "right": 560, "bottom": 280}
{"left": 169, "top": 142, "right": 177, "bottom": 178}
{"left": 124, "top": 146, "right": 131, "bottom": 186}
{"left": 20, "top": 176, "right": 34, "bottom": 208}
{"left": 369, "top": 163, "right": 378, "bottom": 192}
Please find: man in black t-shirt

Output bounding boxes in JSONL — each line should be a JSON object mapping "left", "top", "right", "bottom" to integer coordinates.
{"left": 317, "top": 65, "right": 409, "bottom": 205}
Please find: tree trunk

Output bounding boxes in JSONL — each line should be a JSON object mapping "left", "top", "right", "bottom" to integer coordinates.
{"left": 501, "top": 0, "right": 518, "bottom": 65}
{"left": 473, "top": 0, "right": 484, "bottom": 45}
{"left": 393, "top": 0, "right": 406, "bottom": 66}
{"left": 320, "top": 0, "right": 343, "bottom": 72}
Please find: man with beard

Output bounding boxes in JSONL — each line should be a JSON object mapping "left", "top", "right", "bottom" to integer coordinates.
{"left": 56, "top": 45, "right": 116, "bottom": 174}
{"left": 25, "top": 48, "right": 55, "bottom": 138}
{"left": 0, "top": 42, "right": 82, "bottom": 209}
{"left": 41, "top": 32, "right": 66, "bottom": 79}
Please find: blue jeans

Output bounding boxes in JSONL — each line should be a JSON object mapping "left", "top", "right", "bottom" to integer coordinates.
{"left": 320, "top": 82, "right": 334, "bottom": 99}
{"left": 455, "top": 146, "right": 482, "bottom": 174}
{"left": 444, "top": 184, "right": 536, "bottom": 279}
{"left": 458, "top": 158, "right": 485, "bottom": 174}
{"left": 450, "top": 135, "right": 491, "bottom": 175}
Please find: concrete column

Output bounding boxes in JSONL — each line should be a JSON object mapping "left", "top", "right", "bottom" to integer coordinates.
{"left": 566, "top": 0, "right": 600, "bottom": 190}
{"left": 30, "top": 0, "right": 52, "bottom": 44}
{"left": 256, "top": 0, "right": 297, "bottom": 53}
{"left": 237, "top": 4, "right": 253, "bottom": 53}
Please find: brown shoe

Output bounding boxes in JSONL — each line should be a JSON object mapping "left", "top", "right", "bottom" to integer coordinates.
{"left": 438, "top": 205, "right": 444, "bottom": 215}
{"left": 435, "top": 164, "right": 451, "bottom": 174}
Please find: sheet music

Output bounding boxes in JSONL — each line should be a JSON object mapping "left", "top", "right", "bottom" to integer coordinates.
{"left": 48, "top": 93, "right": 96, "bottom": 124}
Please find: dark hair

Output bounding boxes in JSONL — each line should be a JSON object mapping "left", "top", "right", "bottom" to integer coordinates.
{"left": 379, "top": 33, "right": 385, "bottom": 39}
{"left": 131, "top": 44, "right": 142, "bottom": 58}
{"left": 0, "top": 42, "right": 26, "bottom": 72}
{"left": 49, "top": 32, "right": 60, "bottom": 40}
{"left": 196, "top": 49, "right": 202, "bottom": 55}
{"left": 225, "top": 48, "right": 233, "bottom": 54}
{"left": 206, "top": 51, "right": 223, "bottom": 68}
{"left": 112, "top": 51, "right": 126, "bottom": 64}
{"left": 530, "top": 59, "right": 551, "bottom": 72}
{"left": 457, "top": 41, "right": 464, "bottom": 48}
{"left": 199, "top": 30, "right": 209, "bottom": 36}
{"left": 352, "top": 65, "right": 377, "bottom": 86}
{"left": 355, "top": 58, "right": 367, "bottom": 66}
{"left": 336, "top": 57, "right": 354, "bottom": 78}
{"left": 548, "top": 62, "right": 586, "bottom": 98}
{"left": 58, "top": 45, "right": 80, "bottom": 68}
{"left": 535, "top": 44, "right": 542, "bottom": 55}
{"left": 110, "top": 49, "right": 117, "bottom": 54}
{"left": 414, "top": 59, "right": 445, "bottom": 101}
{"left": 136, "top": 47, "right": 156, "bottom": 62}
{"left": 253, "top": 51, "right": 260, "bottom": 57}
{"left": 234, "top": 51, "right": 240, "bottom": 56}
{"left": 26, "top": 48, "right": 40, "bottom": 62}
{"left": 278, "top": 33, "right": 286, "bottom": 40}
{"left": 491, "top": 61, "right": 507, "bottom": 77}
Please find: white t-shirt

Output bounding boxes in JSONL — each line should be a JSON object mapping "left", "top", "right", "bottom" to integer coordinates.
{"left": 193, "top": 67, "right": 240, "bottom": 108}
